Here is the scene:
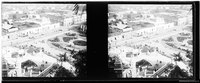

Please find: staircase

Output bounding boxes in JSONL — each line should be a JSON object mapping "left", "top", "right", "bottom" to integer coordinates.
{"left": 151, "top": 63, "right": 172, "bottom": 78}
{"left": 37, "top": 63, "right": 59, "bottom": 77}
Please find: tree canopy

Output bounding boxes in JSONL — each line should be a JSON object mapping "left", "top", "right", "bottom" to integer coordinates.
{"left": 72, "top": 50, "right": 87, "bottom": 78}
{"left": 168, "top": 65, "right": 189, "bottom": 78}
{"left": 54, "top": 66, "right": 75, "bottom": 77}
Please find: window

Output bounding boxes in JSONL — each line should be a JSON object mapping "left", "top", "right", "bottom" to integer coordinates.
{"left": 2, "top": 64, "right": 7, "bottom": 69}
{"left": 2, "top": 71, "right": 8, "bottom": 77}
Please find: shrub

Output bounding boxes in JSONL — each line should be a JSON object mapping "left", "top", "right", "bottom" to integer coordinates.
{"left": 163, "top": 37, "right": 174, "bottom": 42}
{"left": 177, "top": 37, "right": 188, "bottom": 42}
{"left": 79, "top": 33, "right": 86, "bottom": 37}
{"left": 65, "top": 33, "right": 76, "bottom": 36}
{"left": 73, "top": 40, "right": 87, "bottom": 46}
{"left": 63, "top": 37, "right": 76, "bottom": 42}
{"left": 54, "top": 66, "right": 75, "bottom": 77}
{"left": 49, "top": 37, "right": 60, "bottom": 42}
{"left": 166, "top": 43, "right": 175, "bottom": 47}
{"left": 51, "top": 43, "right": 61, "bottom": 48}
{"left": 179, "top": 33, "right": 190, "bottom": 36}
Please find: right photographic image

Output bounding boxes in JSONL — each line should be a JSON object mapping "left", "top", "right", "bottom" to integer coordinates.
{"left": 108, "top": 4, "right": 193, "bottom": 78}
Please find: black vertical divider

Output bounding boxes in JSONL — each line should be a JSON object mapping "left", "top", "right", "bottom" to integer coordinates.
{"left": 194, "top": 1, "right": 199, "bottom": 80}
{"left": 87, "top": 3, "right": 108, "bottom": 80}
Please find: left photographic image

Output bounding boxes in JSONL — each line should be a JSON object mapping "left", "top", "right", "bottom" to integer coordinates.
{"left": 2, "top": 3, "right": 87, "bottom": 77}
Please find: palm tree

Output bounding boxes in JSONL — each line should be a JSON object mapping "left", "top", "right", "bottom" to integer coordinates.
{"left": 173, "top": 52, "right": 183, "bottom": 62}
{"left": 73, "top": 4, "right": 79, "bottom": 15}
{"left": 58, "top": 52, "right": 67, "bottom": 67}
{"left": 73, "top": 4, "right": 86, "bottom": 15}
{"left": 73, "top": 4, "right": 86, "bottom": 25}
{"left": 187, "top": 6, "right": 192, "bottom": 15}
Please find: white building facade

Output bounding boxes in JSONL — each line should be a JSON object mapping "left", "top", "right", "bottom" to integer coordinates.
{"left": 2, "top": 23, "right": 60, "bottom": 41}
{"left": 108, "top": 23, "right": 175, "bottom": 46}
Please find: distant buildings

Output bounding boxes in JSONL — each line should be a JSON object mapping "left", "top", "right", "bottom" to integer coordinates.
{"left": 2, "top": 58, "right": 9, "bottom": 77}
{"left": 2, "top": 23, "right": 60, "bottom": 41}
{"left": 108, "top": 22, "right": 175, "bottom": 46}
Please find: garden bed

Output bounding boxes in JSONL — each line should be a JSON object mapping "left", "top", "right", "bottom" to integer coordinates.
{"left": 179, "top": 32, "right": 191, "bottom": 36}
{"left": 165, "top": 43, "right": 176, "bottom": 48}
{"left": 48, "top": 37, "right": 60, "bottom": 42}
{"left": 162, "top": 37, "right": 174, "bottom": 42}
{"left": 73, "top": 40, "right": 87, "bottom": 46}
{"left": 51, "top": 43, "right": 62, "bottom": 48}
{"left": 63, "top": 37, "right": 76, "bottom": 42}
{"left": 79, "top": 33, "right": 86, "bottom": 37}
{"left": 177, "top": 37, "right": 188, "bottom": 42}
{"left": 65, "top": 33, "right": 76, "bottom": 36}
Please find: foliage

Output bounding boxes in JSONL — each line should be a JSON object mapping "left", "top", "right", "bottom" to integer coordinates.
{"left": 173, "top": 52, "right": 183, "bottom": 61}
{"left": 177, "top": 37, "right": 188, "bottom": 42}
{"left": 51, "top": 43, "right": 61, "bottom": 48}
{"left": 72, "top": 50, "right": 87, "bottom": 78}
{"left": 73, "top": 4, "right": 86, "bottom": 15}
{"left": 65, "top": 33, "right": 76, "bottom": 36}
{"left": 179, "top": 33, "right": 190, "bottom": 36}
{"left": 49, "top": 37, "right": 60, "bottom": 42}
{"left": 54, "top": 66, "right": 75, "bottom": 77}
{"left": 79, "top": 33, "right": 86, "bottom": 37}
{"left": 168, "top": 65, "right": 189, "bottom": 78}
{"left": 63, "top": 37, "right": 76, "bottom": 42}
{"left": 165, "top": 43, "right": 176, "bottom": 48}
{"left": 163, "top": 37, "right": 174, "bottom": 42}
{"left": 73, "top": 40, "right": 87, "bottom": 46}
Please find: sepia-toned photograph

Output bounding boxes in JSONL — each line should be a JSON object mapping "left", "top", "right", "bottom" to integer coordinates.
{"left": 2, "top": 3, "right": 87, "bottom": 77}
{"left": 108, "top": 4, "right": 193, "bottom": 78}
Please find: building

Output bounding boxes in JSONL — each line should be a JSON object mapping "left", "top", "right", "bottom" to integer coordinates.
{"left": 2, "top": 23, "right": 60, "bottom": 41}
{"left": 108, "top": 23, "right": 175, "bottom": 46}
{"left": 178, "top": 17, "right": 187, "bottom": 26}
{"left": 64, "top": 17, "right": 73, "bottom": 26}
{"left": 2, "top": 58, "right": 9, "bottom": 77}
{"left": 72, "top": 14, "right": 87, "bottom": 24}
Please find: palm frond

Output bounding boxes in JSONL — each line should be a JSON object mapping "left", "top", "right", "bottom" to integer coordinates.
{"left": 73, "top": 4, "right": 79, "bottom": 15}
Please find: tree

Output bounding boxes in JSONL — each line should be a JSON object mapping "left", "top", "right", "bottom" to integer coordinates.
{"left": 187, "top": 51, "right": 193, "bottom": 77}
{"left": 58, "top": 52, "right": 68, "bottom": 67}
{"left": 73, "top": 4, "right": 86, "bottom": 15}
{"left": 168, "top": 65, "right": 189, "bottom": 78}
{"left": 72, "top": 50, "right": 87, "bottom": 78}
{"left": 108, "top": 56, "right": 121, "bottom": 78}
{"left": 54, "top": 66, "right": 75, "bottom": 77}
{"left": 174, "top": 52, "right": 183, "bottom": 61}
